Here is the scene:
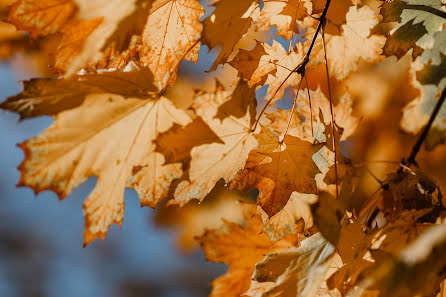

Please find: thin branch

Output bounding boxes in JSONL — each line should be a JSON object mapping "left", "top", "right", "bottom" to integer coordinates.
{"left": 304, "top": 72, "right": 314, "bottom": 137}
{"left": 296, "top": 0, "right": 332, "bottom": 75}
{"left": 403, "top": 4, "right": 446, "bottom": 20}
{"left": 321, "top": 21, "right": 338, "bottom": 199}
{"left": 406, "top": 85, "right": 446, "bottom": 167}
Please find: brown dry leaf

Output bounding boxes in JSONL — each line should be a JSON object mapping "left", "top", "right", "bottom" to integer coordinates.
{"left": 9, "top": 68, "right": 195, "bottom": 245}
{"left": 400, "top": 30, "right": 446, "bottom": 150}
{"left": 159, "top": 81, "right": 258, "bottom": 206}
{"left": 228, "top": 42, "right": 276, "bottom": 87}
{"left": 327, "top": 209, "right": 436, "bottom": 294}
{"left": 310, "top": 5, "right": 386, "bottom": 80}
{"left": 8, "top": 0, "right": 78, "bottom": 38}
{"left": 0, "top": 62, "right": 157, "bottom": 118}
{"left": 260, "top": 192, "right": 318, "bottom": 241}
{"left": 312, "top": 0, "right": 354, "bottom": 35}
{"left": 230, "top": 126, "right": 323, "bottom": 217}
{"left": 246, "top": 233, "right": 335, "bottom": 297}
{"left": 363, "top": 222, "right": 446, "bottom": 297}
{"left": 198, "top": 214, "right": 297, "bottom": 297}
{"left": 257, "top": 0, "right": 312, "bottom": 39}
{"left": 140, "top": 0, "right": 204, "bottom": 89}
{"left": 202, "top": 0, "right": 258, "bottom": 70}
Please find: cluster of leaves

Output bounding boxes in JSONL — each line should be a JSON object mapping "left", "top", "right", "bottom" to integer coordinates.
{"left": 1, "top": 0, "right": 446, "bottom": 296}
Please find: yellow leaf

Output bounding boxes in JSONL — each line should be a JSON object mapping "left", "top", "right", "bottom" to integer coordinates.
{"left": 168, "top": 81, "right": 258, "bottom": 206}
{"left": 310, "top": 5, "right": 386, "bottom": 80}
{"left": 8, "top": 0, "right": 77, "bottom": 38}
{"left": 257, "top": 0, "right": 312, "bottom": 39}
{"left": 140, "top": 0, "right": 204, "bottom": 89}
{"left": 198, "top": 214, "right": 297, "bottom": 297}
{"left": 15, "top": 73, "right": 192, "bottom": 244}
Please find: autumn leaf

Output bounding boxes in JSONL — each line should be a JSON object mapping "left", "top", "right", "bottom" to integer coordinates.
{"left": 198, "top": 214, "right": 297, "bottom": 297}
{"left": 246, "top": 233, "right": 336, "bottom": 297}
{"left": 368, "top": 222, "right": 446, "bottom": 297}
{"left": 8, "top": 0, "right": 78, "bottom": 39}
{"left": 0, "top": 62, "right": 157, "bottom": 118}
{"left": 2, "top": 66, "right": 197, "bottom": 245}
{"left": 228, "top": 42, "right": 276, "bottom": 88}
{"left": 260, "top": 192, "right": 318, "bottom": 241}
{"left": 310, "top": 5, "right": 386, "bottom": 80}
{"left": 380, "top": 0, "right": 446, "bottom": 59}
{"left": 202, "top": 0, "right": 258, "bottom": 70}
{"left": 140, "top": 0, "right": 204, "bottom": 89}
{"left": 312, "top": 0, "right": 354, "bottom": 35}
{"left": 263, "top": 41, "right": 304, "bottom": 103}
{"left": 155, "top": 81, "right": 258, "bottom": 206}
{"left": 256, "top": 0, "right": 312, "bottom": 40}
{"left": 401, "top": 29, "right": 446, "bottom": 150}
{"left": 230, "top": 126, "right": 323, "bottom": 217}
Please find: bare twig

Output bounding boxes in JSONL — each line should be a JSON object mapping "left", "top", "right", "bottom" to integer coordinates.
{"left": 405, "top": 86, "right": 446, "bottom": 167}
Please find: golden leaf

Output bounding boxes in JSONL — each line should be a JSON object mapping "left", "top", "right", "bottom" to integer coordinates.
{"left": 140, "top": 0, "right": 204, "bottom": 89}
{"left": 11, "top": 68, "right": 192, "bottom": 245}
{"left": 310, "top": 5, "right": 386, "bottom": 80}
{"left": 199, "top": 214, "right": 297, "bottom": 297}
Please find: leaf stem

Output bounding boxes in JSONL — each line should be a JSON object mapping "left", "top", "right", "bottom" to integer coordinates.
{"left": 406, "top": 85, "right": 446, "bottom": 167}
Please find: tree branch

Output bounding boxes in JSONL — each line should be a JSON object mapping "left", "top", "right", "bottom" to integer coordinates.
{"left": 406, "top": 85, "right": 446, "bottom": 167}
{"left": 404, "top": 4, "right": 446, "bottom": 20}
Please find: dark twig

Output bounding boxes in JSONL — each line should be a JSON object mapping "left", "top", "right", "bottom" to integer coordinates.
{"left": 296, "top": 0, "right": 332, "bottom": 75}
{"left": 406, "top": 86, "right": 446, "bottom": 167}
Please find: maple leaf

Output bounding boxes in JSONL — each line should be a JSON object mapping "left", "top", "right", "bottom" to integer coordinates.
{"left": 230, "top": 126, "right": 323, "bottom": 217}
{"left": 327, "top": 209, "right": 437, "bottom": 294}
{"left": 310, "top": 5, "right": 386, "bottom": 80}
{"left": 263, "top": 41, "right": 305, "bottom": 103}
{"left": 228, "top": 42, "right": 276, "bottom": 88}
{"left": 202, "top": 0, "right": 258, "bottom": 70}
{"left": 139, "top": 0, "right": 204, "bottom": 89}
{"left": 368, "top": 221, "right": 446, "bottom": 297}
{"left": 401, "top": 29, "right": 446, "bottom": 150}
{"left": 382, "top": 18, "right": 427, "bottom": 59}
{"left": 334, "top": 214, "right": 446, "bottom": 297}
{"left": 198, "top": 214, "right": 297, "bottom": 297}
{"left": 155, "top": 80, "right": 258, "bottom": 206}
{"left": 312, "top": 0, "right": 354, "bottom": 35}
{"left": 380, "top": 0, "right": 446, "bottom": 59}
{"left": 8, "top": 0, "right": 78, "bottom": 39}
{"left": 267, "top": 87, "right": 359, "bottom": 142}
{"left": 256, "top": 0, "right": 312, "bottom": 40}
{"left": 0, "top": 62, "right": 157, "bottom": 118}
{"left": 1, "top": 66, "right": 200, "bottom": 245}
{"left": 246, "top": 233, "right": 335, "bottom": 297}
{"left": 260, "top": 192, "right": 318, "bottom": 241}
{"left": 56, "top": 0, "right": 139, "bottom": 75}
